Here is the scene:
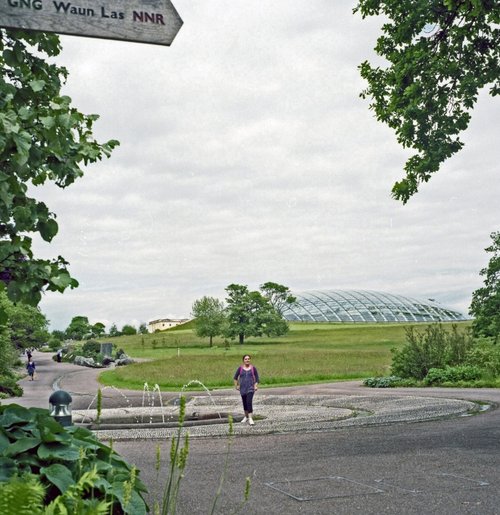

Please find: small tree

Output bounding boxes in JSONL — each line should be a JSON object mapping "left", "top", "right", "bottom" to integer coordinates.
{"left": 470, "top": 231, "right": 500, "bottom": 343}
{"left": 191, "top": 296, "right": 226, "bottom": 347}
{"left": 109, "top": 323, "right": 121, "bottom": 337}
{"left": 225, "top": 283, "right": 290, "bottom": 344}
{"left": 91, "top": 322, "right": 106, "bottom": 338}
{"left": 121, "top": 324, "right": 137, "bottom": 335}
{"left": 224, "top": 284, "right": 253, "bottom": 345}
{"left": 65, "top": 315, "right": 91, "bottom": 341}
{"left": 138, "top": 322, "right": 148, "bottom": 334}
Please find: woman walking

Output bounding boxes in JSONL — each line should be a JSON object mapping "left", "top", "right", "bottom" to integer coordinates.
{"left": 26, "top": 357, "right": 36, "bottom": 381}
{"left": 233, "top": 354, "right": 259, "bottom": 425}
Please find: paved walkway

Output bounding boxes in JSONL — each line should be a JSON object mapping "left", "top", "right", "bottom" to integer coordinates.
{"left": 5, "top": 350, "right": 498, "bottom": 440}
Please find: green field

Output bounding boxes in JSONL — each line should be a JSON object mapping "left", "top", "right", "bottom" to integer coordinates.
{"left": 98, "top": 321, "right": 472, "bottom": 391}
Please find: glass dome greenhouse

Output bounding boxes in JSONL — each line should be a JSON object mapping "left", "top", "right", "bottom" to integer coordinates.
{"left": 281, "top": 290, "right": 468, "bottom": 323}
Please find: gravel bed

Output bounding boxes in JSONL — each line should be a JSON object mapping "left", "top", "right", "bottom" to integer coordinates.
{"left": 72, "top": 394, "right": 478, "bottom": 441}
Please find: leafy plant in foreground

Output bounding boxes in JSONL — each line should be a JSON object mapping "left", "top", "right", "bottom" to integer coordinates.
{"left": 0, "top": 404, "right": 148, "bottom": 513}
{"left": 0, "top": 473, "right": 45, "bottom": 514}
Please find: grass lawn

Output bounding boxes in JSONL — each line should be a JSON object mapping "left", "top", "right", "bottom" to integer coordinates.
{"left": 98, "top": 321, "right": 472, "bottom": 391}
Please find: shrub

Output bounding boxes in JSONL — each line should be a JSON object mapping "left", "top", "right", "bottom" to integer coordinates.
{"left": 363, "top": 376, "right": 419, "bottom": 388}
{"left": 82, "top": 340, "right": 101, "bottom": 357}
{"left": 391, "top": 324, "right": 475, "bottom": 380}
{"left": 0, "top": 376, "right": 23, "bottom": 398}
{"left": 465, "top": 338, "right": 500, "bottom": 376}
{"left": 444, "top": 324, "right": 476, "bottom": 364}
{"left": 363, "top": 376, "right": 403, "bottom": 388}
{"left": 0, "top": 404, "right": 148, "bottom": 514}
{"left": 424, "top": 365, "right": 483, "bottom": 385}
{"left": 47, "top": 336, "right": 61, "bottom": 352}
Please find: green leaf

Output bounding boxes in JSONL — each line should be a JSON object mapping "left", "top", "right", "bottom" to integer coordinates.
{"left": 38, "top": 219, "right": 58, "bottom": 242}
{"left": 0, "top": 111, "right": 20, "bottom": 134}
{"left": 13, "top": 132, "right": 32, "bottom": 165}
{"left": 40, "top": 463, "right": 75, "bottom": 493}
{"left": 0, "top": 457, "right": 18, "bottom": 481}
{"left": 39, "top": 419, "right": 72, "bottom": 443}
{"left": 38, "top": 442, "right": 81, "bottom": 461}
{"left": 2, "top": 49, "right": 18, "bottom": 66}
{"left": 29, "top": 79, "right": 46, "bottom": 92}
{"left": 50, "top": 271, "right": 73, "bottom": 289}
{"left": 112, "top": 482, "right": 148, "bottom": 515}
{"left": 3, "top": 437, "right": 42, "bottom": 457}
{"left": 0, "top": 432, "right": 10, "bottom": 453}
{"left": 0, "top": 405, "right": 34, "bottom": 427}
{"left": 40, "top": 115, "right": 55, "bottom": 129}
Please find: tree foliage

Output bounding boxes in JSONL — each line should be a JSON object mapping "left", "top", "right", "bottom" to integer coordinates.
{"left": 0, "top": 288, "right": 49, "bottom": 351}
{"left": 355, "top": 0, "right": 500, "bottom": 202}
{"left": 121, "top": 324, "right": 137, "bottom": 335}
{"left": 64, "top": 315, "right": 91, "bottom": 341}
{"left": 191, "top": 296, "right": 226, "bottom": 347}
{"left": 470, "top": 231, "right": 500, "bottom": 342}
{"left": 260, "top": 281, "right": 296, "bottom": 315}
{"left": 0, "top": 318, "right": 16, "bottom": 378}
{"left": 0, "top": 29, "right": 118, "bottom": 307}
{"left": 0, "top": 290, "right": 49, "bottom": 350}
{"left": 224, "top": 283, "right": 290, "bottom": 345}
{"left": 91, "top": 322, "right": 106, "bottom": 338}
{"left": 109, "top": 323, "right": 121, "bottom": 337}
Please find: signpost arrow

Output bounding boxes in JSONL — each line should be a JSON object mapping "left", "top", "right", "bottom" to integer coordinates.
{"left": 0, "top": 0, "right": 183, "bottom": 46}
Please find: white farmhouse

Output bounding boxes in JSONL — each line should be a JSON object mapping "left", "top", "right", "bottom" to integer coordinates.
{"left": 147, "top": 318, "right": 189, "bottom": 333}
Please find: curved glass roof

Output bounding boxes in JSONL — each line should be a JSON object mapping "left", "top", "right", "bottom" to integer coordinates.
{"left": 282, "top": 290, "right": 468, "bottom": 323}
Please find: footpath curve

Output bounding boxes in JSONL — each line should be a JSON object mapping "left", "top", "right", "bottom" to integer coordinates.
{"left": 5, "top": 350, "right": 498, "bottom": 440}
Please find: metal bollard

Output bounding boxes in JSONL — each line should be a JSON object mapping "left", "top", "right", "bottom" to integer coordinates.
{"left": 49, "top": 390, "right": 73, "bottom": 427}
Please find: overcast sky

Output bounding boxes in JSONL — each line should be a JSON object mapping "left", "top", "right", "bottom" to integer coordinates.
{"left": 32, "top": 1, "right": 499, "bottom": 331}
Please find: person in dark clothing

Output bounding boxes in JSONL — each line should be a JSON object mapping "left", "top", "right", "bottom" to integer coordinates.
{"left": 26, "top": 358, "right": 36, "bottom": 380}
{"left": 233, "top": 354, "right": 259, "bottom": 425}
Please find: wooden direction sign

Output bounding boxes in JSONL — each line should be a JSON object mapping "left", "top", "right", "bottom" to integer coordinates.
{"left": 0, "top": 0, "right": 183, "bottom": 46}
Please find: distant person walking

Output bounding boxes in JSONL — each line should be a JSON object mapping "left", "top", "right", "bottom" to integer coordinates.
{"left": 234, "top": 354, "right": 259, "bottom": 425}
{"left": 26, "top": 358, "right": 36, "bottom": 381}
